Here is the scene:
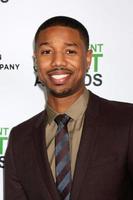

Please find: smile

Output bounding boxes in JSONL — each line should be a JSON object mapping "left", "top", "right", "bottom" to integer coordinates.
{"left": 51, "top": 74, "right": 69, "bottom": 80}
{"left": 49, "top": 72, "right": 71, "bottom": 85}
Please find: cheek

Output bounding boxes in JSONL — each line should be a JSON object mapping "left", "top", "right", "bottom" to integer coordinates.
{"left": 37, "top": 59, "right": 50, "bottom": 73}
{"left": 37, "top": 63, "right": 47, "bottom": 80}
{"left": 37, "top": 69, "right": 43, "bottom": 81}
{"left": 36, "top": 55, "right": 52, "bottom": 66}
{"left": 37, "top": 59, "right": 49, "bottom": 67}
{"left": 76, "top": 58, "right": 87, "bottom": 73}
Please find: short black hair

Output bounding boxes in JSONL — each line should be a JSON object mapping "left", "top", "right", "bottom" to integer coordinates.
{"left": 34, "top": 16, "right": 89, "bottom": 50}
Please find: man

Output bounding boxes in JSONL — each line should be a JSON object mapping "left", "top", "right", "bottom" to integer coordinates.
{"left": 5, "top": 16, "right": 133, "bottom": 200}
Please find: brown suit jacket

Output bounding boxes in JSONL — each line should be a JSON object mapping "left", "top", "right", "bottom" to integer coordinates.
{"left": 4, "top": 92, "right": 133, "bottom": 200}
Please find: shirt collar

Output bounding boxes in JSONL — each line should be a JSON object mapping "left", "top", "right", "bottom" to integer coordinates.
{"left": 46, "top": 88, "right": 89, "bottom": 124}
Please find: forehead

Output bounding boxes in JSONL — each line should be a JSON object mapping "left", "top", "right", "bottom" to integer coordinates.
{"left": 36, "top": 26, "right": 84, "bottom": 46}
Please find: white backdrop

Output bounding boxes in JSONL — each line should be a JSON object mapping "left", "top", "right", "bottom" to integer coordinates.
{"left": 0, "top": 0, "right": 133, "bottom": 199}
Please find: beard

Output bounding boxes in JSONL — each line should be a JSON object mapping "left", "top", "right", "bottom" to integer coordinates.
{"left": 46, "top": 78, "right": 85, "bottom": 98}
{"left": 47, "top": 87, "right": 75, "bottom": 98}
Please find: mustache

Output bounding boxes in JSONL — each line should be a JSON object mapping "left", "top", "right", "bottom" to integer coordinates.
{"left": 47, "top": 67, "right": 72, "bottom": 74}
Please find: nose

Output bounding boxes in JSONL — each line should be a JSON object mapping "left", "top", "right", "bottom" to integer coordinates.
{"left": 51, "top": 52, "right": 67, "bottom": 67}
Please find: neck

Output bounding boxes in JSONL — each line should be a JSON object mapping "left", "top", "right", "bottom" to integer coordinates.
{"left": 47, "top": 88, "right": 85, "bottom": 113}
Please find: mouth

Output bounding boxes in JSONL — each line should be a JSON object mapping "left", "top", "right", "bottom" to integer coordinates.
{"left": 51, "top": 74, "right": 69, "bottom": 80}
{"left": 48, "top": 69, "right": 72, "bottom": 85}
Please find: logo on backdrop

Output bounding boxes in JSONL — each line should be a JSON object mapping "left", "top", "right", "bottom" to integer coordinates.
{"left": 34, "top": 43, "right": 104, "bottom": 87}
{"left": 0, "top": 0, "right": 9, "bottom": 3}
{"left": 0, "top": 53, "right": 20, "bottom": 71}
{"left": 85, "top": 43, "right": 103, "bottom": 86}
{"left": 0, "top": 128, "right": 9, "bottom": 168}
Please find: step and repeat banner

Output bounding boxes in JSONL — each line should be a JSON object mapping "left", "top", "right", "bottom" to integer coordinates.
{"left": 0, "top": 0, "right": 133, "bottom": 199}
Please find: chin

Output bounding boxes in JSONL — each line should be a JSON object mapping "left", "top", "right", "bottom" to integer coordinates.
{"left": 49, "top": 88, "right": 74, "bottom": 98}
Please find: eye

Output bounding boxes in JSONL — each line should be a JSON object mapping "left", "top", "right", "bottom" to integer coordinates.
{"left": 66, "top": 49, "right": 77, "bottom": 55}
{"left": 41, "top": 49, "right": 53, "bottom": 55}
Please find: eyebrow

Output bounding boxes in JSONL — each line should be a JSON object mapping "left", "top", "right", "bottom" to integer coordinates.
{"left": 39, "top": 42, "right": 49, "bottom": 47}
{"left": 39, "top": 42, "right": 79, "bottom": 47}
{"left": 64, "top": 42, "right": 79, "bottom": 47}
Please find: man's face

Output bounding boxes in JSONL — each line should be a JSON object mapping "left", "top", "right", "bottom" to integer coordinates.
{"left": 35, "top": 26, "right": 92, "bottom": 98}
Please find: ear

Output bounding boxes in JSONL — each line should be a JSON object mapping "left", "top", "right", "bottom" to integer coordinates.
{"left": 33, "top": 53, "right": 37, "bottom": 62}
{"left": 33, "top": 54, "right": 37, "bottom": 72}
{"left": 86, "top": 49, "right": 92, "bottom": 71}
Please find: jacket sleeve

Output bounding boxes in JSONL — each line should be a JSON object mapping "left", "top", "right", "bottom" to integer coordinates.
{"left": 128, "top": 120, "right": 133, "bottom": 179}
{"left": 127, "top": 119, "right": 133, "bottom": 198}
{"left": 4, "top": 129, "right": 28, "bottom": 200}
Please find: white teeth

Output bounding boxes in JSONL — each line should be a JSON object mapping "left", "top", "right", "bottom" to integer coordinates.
{"left": 51, "top": 74, "right": 68, "bottom": 80}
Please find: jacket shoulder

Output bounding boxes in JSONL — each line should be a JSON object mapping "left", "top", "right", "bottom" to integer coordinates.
{"left": 92, "top": 93, "right": 133, "bottom": 123}
{"left": 10, "top": 110, "right": 45, "bottom": 138}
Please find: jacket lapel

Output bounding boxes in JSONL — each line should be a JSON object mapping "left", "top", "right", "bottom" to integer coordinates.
{"left": 71, "top": 92, "right": 100, "bottom": 200}
{"left": 31, "top": 92, "right": 101, "bottom": 200}
{"left": 32, "top": 111, "right": 60, "bottom": 200}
